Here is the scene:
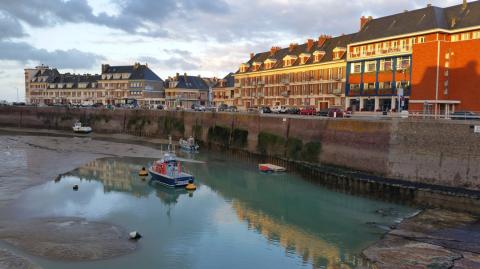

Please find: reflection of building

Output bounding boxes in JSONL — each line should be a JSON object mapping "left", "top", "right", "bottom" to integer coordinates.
{"left": 76, "top": 158, "right": 151, "bottom": 198}
{"left": 164, "top": 73, "right": 210, "bottom": 109}
{"left": 232, "top": 201, "right": 351, "bottom": 268}
{"left": 234, "top": 35, "right": 352, "bottom": 110}
{"left": 212, "top": 73, "right": 235, "bottom": 107}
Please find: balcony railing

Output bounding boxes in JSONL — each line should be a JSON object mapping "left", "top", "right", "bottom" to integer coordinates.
{"left": 350, "top": 46, "right": 412, "bottom": 59}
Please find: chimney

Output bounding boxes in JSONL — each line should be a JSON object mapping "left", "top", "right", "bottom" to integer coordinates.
{"left": 176, "top": 73, "right": 179, "bottom": 80}
{"left": 462, "top": 0, "right": 468, "bottom": 11}
{"left": 451, "top": 17, "right": 457, "bottom": 27}
{"left": 360, "top": 16, "right": 373, "bottom": 30}
{"left": 289, "top": 43, "right": 297, "bottom": 52}
{"left": 317, "top": 35, "right": 331, "bottom": 48}
{"left": 307, "top": 39, "right": 314, "bottom": 51}
{"left": 184, "top": 72, "right": 188, "bottom": 78}
{"left": 101, "top": 64, "right": 110, "bottom": 73}
{"left": 270, "top": 46, "right": 280, "bottom": 56}
{"left": 250, "top": 53, "right": 255, "bottom": 59}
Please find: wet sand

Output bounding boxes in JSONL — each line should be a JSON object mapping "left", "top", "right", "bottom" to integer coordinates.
{"left": 0, "top": 132, "right": 167, "bottom": 267}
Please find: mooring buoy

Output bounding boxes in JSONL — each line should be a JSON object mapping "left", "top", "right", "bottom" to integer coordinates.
{"left": 73, "top": 185, "right": 79, "bottom": 191}
{"left": 139, "top": 167, "right": 148, "bottom": 177}
{"left": 129, "top": 231, "right": 142, "bottom": 240}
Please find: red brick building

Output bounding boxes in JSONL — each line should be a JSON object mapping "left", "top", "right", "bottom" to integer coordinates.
{"left": 346, "top": 1, "right": 480, "bottom": 115}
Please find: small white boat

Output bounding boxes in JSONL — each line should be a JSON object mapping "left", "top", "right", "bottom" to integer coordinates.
{"left": 259, "top": 163, "right": 286, "bottom": 173}
{"left": 72, "top": 121, "right": 92, "bottom": 133}
{"left": 179, "top": 137, "right": 199, "bottom": 152}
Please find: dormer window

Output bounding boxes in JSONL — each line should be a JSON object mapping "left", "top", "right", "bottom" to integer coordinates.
{"left": 283, "top": 55, "right": 298, "bottom": 67}
{"left": 240, "top": 63, "right": 250, "bottom": 73}
{"left": 313, "top": 51, "right": 326, "bottom": 62}
{"left": 252, "top": 62, "right": 262, "bottom": 71}
{"left": 264, "top": 59, "right": 277, "bottom": 70}
{"left": 299, "top": 53, "right": 311, "bottom": 65}
{"left": 333, "top": 47, "right": 346, "bottom": 60}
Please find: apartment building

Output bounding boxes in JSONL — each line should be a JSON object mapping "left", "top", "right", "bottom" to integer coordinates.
{"left": 99, "top": 63, "right": 164, "bottom": 106}
{"left": 346, "top": 0, "right": 480, "bottom": 114}
{"left": 212, "top": 73, "right": 235, "bottom": 107}
{"left": 234, "top": 34, "right": 353, "bottom": 110}
{"left": 25, "top": 63, "right": 164, "bottom": 106}
{"left": 164, "top": 73, "right": 210, "bottom": 109}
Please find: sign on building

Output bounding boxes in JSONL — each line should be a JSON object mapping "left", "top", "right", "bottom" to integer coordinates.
{"left": 474, "top": 126, "right": 480, "bottom": 134}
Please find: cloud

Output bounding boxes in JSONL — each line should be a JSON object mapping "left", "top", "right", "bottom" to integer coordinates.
{"left": 138, "top": 55, "right": 200, "bottom": 71}
{"left": 0, "top": 41, "right": 105, "bottom": 69}
{"left": 0, "top": 11, "right": 26, "bottom": 39}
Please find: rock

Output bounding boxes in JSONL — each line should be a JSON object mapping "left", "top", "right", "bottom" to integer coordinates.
{"left": 363, "top": 235, "right": 461, "bottom": 269}
{"left": 0, "top": 217, "right": 137, "bottom": 261}
{"left": 0, "top": 249, "right": 42, "bottom": 269}
{"left": 363, "top": 209, "right": 480, "bottom": 269}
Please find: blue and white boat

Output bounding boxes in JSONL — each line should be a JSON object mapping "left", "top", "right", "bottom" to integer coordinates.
{"left": 149, "top": 152, "right": 195, "bottom": 187}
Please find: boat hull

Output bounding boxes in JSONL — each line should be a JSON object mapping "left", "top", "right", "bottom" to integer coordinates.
{"left": 149, "top": 169, "right": 194, "bottom": 188}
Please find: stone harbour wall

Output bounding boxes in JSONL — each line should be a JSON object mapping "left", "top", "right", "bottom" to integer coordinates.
{"left": 1, "top": 106, "right": 480, "bottom": 190}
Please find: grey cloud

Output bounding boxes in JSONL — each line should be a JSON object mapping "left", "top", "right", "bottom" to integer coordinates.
{"left": 0, "top": 41, "right": 105, "bottom": 69}
{"left": 0, "top": 11, "right": 26, "bottom": 39}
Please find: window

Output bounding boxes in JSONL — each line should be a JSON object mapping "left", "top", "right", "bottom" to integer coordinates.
{"left": 379, "top": 81, "right": 392, "bottom": 89}
{"left": 361, "top": 46, "right": 366, "bottom": 56}
{"left": 451, "top": 35, "right": 459, "bottom": 42}
{"left": 365, "top": 61, "right": 376, "bottom": 72}
{"left": 461, "top": 33, "right": 470, "bottom": 40}
{"left": 380, "top": 59, "right": 393, "bottom": 71}
{"left": 364, "top": 83, "right": 375, "bottom": 89}
{"left": 350, "top": 84, "right": 361, "bottom": 90}
{"left": 367, "top": 45, "right": 374, "bottom": 52}
{"left": 473, "top": 31, "right": 480, "bottom": 39}
{"left": 398, "top": 57, "right": 411, "bottom": 70}
{"left": 352, "top": 63, "right": 362, "bottom": 74}
{"left": 392, "top": 41, "right": 398, "bottom": 48}
{"left": 418, "top": 36, "right": 426, "bottom": 43}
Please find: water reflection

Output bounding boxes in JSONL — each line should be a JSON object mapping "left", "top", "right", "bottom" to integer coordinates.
{"left": 6, "top": 156, "right": 414, "bottom": 269}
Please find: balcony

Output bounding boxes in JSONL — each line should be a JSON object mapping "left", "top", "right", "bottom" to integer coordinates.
{"left": 349, "top": 46, "right": 412, "bottom": 59}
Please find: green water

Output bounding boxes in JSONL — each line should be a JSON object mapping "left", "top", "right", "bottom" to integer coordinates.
{"left": 3, "top": 152, "right": 417, "bottom": 269}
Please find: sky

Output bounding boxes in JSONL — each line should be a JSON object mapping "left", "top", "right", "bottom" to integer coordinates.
{"left": 0, "top": 0, "right": 462, "bottom": 101}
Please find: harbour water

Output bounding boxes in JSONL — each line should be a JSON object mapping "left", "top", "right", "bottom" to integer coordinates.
{"left": 1, "top": 151, "right": 417, "bottom": 269}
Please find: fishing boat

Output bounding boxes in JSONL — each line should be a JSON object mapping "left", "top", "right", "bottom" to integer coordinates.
{"left": 179, "top": 136, "right": 199, "bottom": 152}
{"left": 72, "top": 121, "right": 92, "bottom": 133}
{"left": 149, "top": 152, "right": 195, "bottom": 187}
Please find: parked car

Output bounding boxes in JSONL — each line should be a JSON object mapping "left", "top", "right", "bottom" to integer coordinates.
{"left": 227, "top": 106, "right": 238, "bottom": 112}
{"left": 272, "top": 106, "right": 287, "bottom": 114}
{"left": 12, "top": 102, "right": 26, "bottom": 106}
{"left": 259, "top": 106, "right": 272, "bottom": 114}
{"left": 191, "top": 104, "right": 205, "bottom": 111}
{"left": 92, "top": 103, "right": 104, "bottom": 108}
{"left": 327, "top": 108, "right": 344, "bottom": 118}
{"left": 156, "top": 105, "right": 165, "bottom": 110}
{"left": 317, "top": 109, "right": 329, "bottom": 117}
{"left": 450, "top": 111, "right": 480, "bottom": 120}
{"left": 218, "top": 104, "right": 229, "bottom": 111}
{"left": 286, "top": 107, "right": 300, "bottom": 115}
{"left": 299, "top": 107, "right": 316, "bottom": 116}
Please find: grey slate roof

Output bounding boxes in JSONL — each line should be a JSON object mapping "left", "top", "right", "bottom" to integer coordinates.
{"left": 353, "top": 1, "right": 480, "bottom": 43}
{"left": 214, "top": 73, "right": 235, "bottom": 88}
{"left": 165, "top": 75, "right": 209, "bottom": 91}
{"left": 239, "top": 33, "right": 354, "bottom": 74}
{"left": 102, "top": 64, "right": 163, "bottom": 81}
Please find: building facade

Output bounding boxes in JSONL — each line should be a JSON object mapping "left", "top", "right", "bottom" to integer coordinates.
{"left": 164, "top": 73, "right": 210, "bottom": 109}
{"left": 346, "top": 1, "right": 480, "bottom": 114}
{"left": 25, "top": 63, "right": 164, "bottom": 106}
{"left": 99, "top": 63, "right": 164, "bottom": 106}
{"left": 212, "top": 73, "right": 235, "bottom": 107}
{"left": 234, "top": 34, "right": 353, "bottom": 111}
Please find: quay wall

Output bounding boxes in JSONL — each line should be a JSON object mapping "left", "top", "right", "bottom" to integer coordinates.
{"left": 1, "top": 107, "right": 480, "bottom": 190}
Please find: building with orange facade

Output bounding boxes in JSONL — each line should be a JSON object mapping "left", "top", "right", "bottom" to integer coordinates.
{"left": 234, "top": 34, "right": 353, "bottom": 111}
{"left": 346, "top": 0, "right": 480, "bottom": 115}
